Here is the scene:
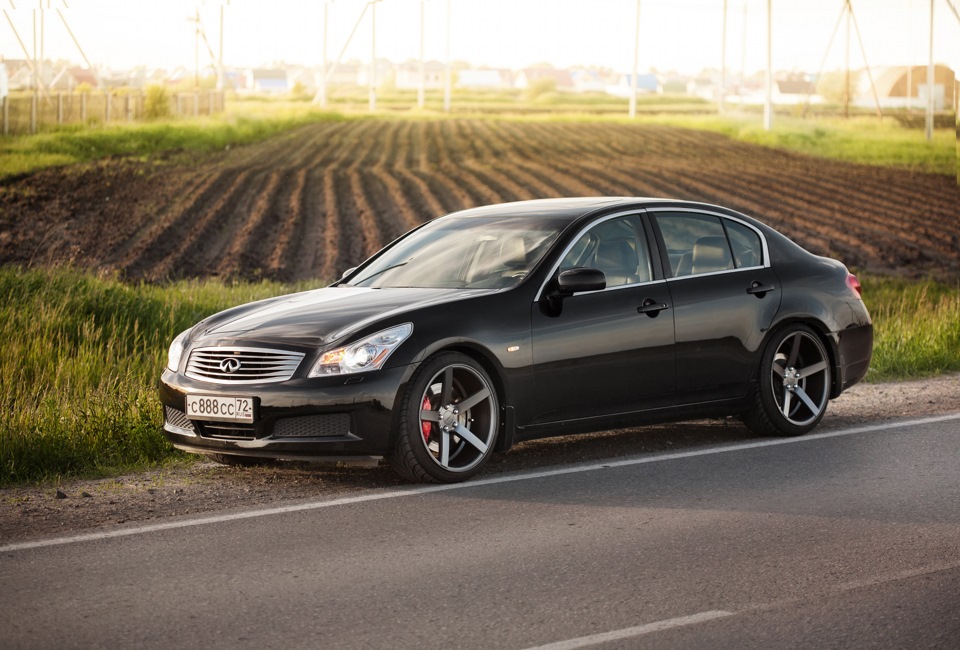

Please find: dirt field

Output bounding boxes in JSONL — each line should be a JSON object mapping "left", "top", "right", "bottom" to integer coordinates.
{"left": 0, "top": 119, "right": 957, "bottom": 281}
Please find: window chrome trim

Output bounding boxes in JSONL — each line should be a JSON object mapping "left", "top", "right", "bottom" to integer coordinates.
{"left": 645, "top": 206, "right": 771, "bottom": 276}
{"left": 534, "top": 209, "right": 655, "bottom": 302}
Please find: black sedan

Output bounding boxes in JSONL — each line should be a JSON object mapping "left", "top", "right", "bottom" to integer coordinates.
{"left": 161, "top": 198, "right": 872, "bottom": 483}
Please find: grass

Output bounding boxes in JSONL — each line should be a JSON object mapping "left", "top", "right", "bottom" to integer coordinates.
{"left": 0, "top": 267, "right": 324, "bottom": 486}
{"left": 0, "top": 267, "right": 956, "bottom": 487}
{"left": 861, "top": 274, "right": 960, "bottom": 381}
{"left": 0, "top": 105, "right": 346, "bottom": 181}
{"left": 633, "top": 113, "right": 956, "bottom": 176}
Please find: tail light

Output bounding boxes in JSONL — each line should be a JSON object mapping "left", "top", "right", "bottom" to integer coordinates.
{"left": 846, "top": 273, "right": 862, "bottom": 298}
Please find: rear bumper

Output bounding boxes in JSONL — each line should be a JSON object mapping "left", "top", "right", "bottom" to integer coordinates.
{"left": 834, "top": 322, "right": 873, "bottom": 395}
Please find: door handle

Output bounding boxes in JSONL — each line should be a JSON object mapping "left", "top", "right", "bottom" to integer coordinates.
{"left": 638, "top": 298, "right": 669, "bottom": 316}
{"left": 746, "top": 281, "right": 775, "bottom": 297}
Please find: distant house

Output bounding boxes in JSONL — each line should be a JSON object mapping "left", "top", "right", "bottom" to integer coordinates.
{"left": 570, "top": 68, "right": 605, "bottom": 93}
{"left": 608, "top": 73, "right": 661, "bottom": 97}
{"left": 395, "top": 60, "right": 445, "bottom": 90}
{"left": 858, "top": 64, "right": 955, "bottom": 110}
{"left": 245, "top": 69, "right": 288, "bottom": 93}
{"left": 773, "top": 74, "right": 819, "bottom": 105}
{"left": 456, "top": 68, "right": 512, "bottom": 90}
{"left": 515, "top": 68, "right": 574, "bottom": 91}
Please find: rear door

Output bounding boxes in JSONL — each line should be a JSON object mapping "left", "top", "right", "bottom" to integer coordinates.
{"left": 651, "top": 209, "right": 780, "bottom": 403}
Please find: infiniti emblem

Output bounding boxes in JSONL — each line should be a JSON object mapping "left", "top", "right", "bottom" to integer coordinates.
{"left": 220, "top": 358, "right": 242, "bottom": 374}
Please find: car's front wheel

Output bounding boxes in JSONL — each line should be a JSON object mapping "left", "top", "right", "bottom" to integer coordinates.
{"left": 389, "top": 352, "right": 500, "bottom": 483}
{"left": 743, "top": 324, "right": 832, "bottom": 437}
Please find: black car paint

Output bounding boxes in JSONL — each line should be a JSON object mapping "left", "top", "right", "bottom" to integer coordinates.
{"left": 160, "top": 198, "right": 872, "bottom": 463}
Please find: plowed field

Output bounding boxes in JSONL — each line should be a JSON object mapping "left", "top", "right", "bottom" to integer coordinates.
{"left": 1, "top": 119, "right": 956, "bottom": 280}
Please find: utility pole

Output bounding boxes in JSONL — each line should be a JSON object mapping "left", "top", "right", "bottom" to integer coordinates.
{"left": 925, "top": 0, "right": 934, "bottom": 140}
{"left": 740, "top": 1, "right": 747, "bottom": 105}
{"left": 217, "top": 2, "right": 224, "bottom": 91}
{"left": 763, "top": 0, "right": 772, "bottom": 130}
{"left": 720, "top": 0, "right": 727, "bottom": 113}
{"left": 843, "top": 0, "right": 850, "bottom": 118}
{"left": 629, "top": 0, "right": 640, "bottom": 118}
{"left": 194, "top": 6, "right": 200, "bottom": 89}
{"left": 443, "top": 0, "right": 450, "bottom": 112}
{"left": 320, "top": 1, "right": 330, "bottom": 108}
{"left": 418, "top": 0, "right": 424, "bottom": 109}
{"left": 369, "top": 0, "right": 378, "bottom": 111}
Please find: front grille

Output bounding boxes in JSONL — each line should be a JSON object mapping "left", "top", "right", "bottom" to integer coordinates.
{"left": 274, "top": 414, "right": 351, "bottom": 438}
{"left": 197, "top": 421, "right": 257, "bottom": 440}
{"left": 164, "top": 406, "right": 196, "bottom": 434}
{"left": 185, "top": 347, "right": 305, "bottom": 384}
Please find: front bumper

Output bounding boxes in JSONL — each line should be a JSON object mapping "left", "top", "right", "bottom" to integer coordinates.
{"left": 159, "top": 365, "right": 413, "bottom": 461}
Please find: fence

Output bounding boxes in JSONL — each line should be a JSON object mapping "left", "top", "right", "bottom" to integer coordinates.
{"left": 0, "top": 90, "right": 226, "bottom": 136}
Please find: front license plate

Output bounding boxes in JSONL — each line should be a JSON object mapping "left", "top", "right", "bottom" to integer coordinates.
{"left": 185, "top": 395, "right": 254, "bottom": 423}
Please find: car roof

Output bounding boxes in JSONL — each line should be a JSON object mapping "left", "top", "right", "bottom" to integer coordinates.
{"left": 442, "top": 197, "right": 727, "bottom": 221}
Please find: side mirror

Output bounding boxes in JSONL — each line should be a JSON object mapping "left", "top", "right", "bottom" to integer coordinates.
{"left": 557, "top": 268, "right": 606, "bottom": 294}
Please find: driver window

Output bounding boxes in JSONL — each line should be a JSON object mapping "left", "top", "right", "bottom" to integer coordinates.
{"left": 559, "top": 215, "right": 652, "bottom": 288}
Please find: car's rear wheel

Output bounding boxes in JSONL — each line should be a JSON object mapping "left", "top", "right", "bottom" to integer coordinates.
{"left": 743, "top": 324, "right": 832, "bottom": 437}
{"left": 389, "top": 352, "right": 499, "bottom": 483}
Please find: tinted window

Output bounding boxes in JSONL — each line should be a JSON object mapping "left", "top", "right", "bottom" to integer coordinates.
{"left": 559, "top": 215, "right": 652, "bottom": 287}
{"left": 724, "top": 220, "right": 763, "bottom": 268}
{"left": 655, "top": 213, "right": 734, "bottom": 277}
{"left": 346, "top": 216, "right": 564, "bottom": 289}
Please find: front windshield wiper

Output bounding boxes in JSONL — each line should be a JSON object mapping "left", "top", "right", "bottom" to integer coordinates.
{"left": 343, "top": 262, "right": 408, "bottom": 286}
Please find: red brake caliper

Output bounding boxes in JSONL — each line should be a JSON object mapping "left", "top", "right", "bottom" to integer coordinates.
{"left": 421, "top": 396, "right": 432, "bottom": 440}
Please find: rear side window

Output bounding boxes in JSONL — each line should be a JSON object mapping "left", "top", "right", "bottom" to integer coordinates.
{"left": 724, "top": 220, "right": 763, "bottom": 268}
{"left": 655, "top": 213, "right": 734, "bottom": 277}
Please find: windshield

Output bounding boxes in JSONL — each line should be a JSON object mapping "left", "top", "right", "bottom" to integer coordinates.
{"left": 344, "top": 216, "right": 566, "bottom": 289}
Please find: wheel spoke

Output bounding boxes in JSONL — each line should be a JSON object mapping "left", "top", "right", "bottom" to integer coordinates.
{"left": 441, "top": 367, "right": 453, "bottom": 406}
{"left": 798, "top": 360, "right": 827, "bottom": 379}
{"left": 457, "top": 387, "right": 491, "bottom": 412}
{"left": 781, "top": 389, "right": 793, "bottom": 417}
{"left": 440, "top": 430, "right": 451, "bottom": 467}
{"left": 786, "top": 333, "right": 801, "bottom": 367}
{"left": 794, "top": 386, "right": 821, "bottom": 415}
{"left": 771, "top": 359, "right": 786, "bottom": 379}
{"left": 420, "top": 410, "right": 440, "bottom": 422}
{"left": 452, "top": 423, "right": 488, "bottom": 454}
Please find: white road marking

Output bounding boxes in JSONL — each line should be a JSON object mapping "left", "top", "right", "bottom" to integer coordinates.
{"left": 522, "top": 611, "right": 735, "bottom": 650}
{"left": 522, "top": 558, "right": 960, "bottom": 649}
{"left": 2, "top": 413, "right": 958, "bottom": 553}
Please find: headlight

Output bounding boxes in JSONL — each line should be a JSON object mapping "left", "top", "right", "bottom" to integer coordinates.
{"left": 309, "top": 323, "right": 413, "bottom": 377}
{"left": 166, "top": 329, "right": 191, "bottom": 372}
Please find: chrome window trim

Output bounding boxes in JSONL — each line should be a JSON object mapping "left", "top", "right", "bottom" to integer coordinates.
{"left": 533, "top": 209, "right": 655, "bottom": 302}
{"left": 646, "top": 207, "right": 771, "bottom": 278}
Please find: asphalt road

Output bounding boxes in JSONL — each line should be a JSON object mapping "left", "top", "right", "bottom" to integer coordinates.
{"left": 3, "top": 415, "right": 959, "bottom": 649}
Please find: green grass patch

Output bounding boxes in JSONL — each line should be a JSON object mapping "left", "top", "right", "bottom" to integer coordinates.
{"left": 633, "top": 113, "right": 955, "bottom": 176}
{"left": 0, "top": 267, "right": 324, "bottom": 486}
{"left": 0, "top": 106, "right": 346, "bottom": 181}
{"left": 0, "top": 267, "right": 956, "bottom": 486}
{"left": 861, "top": 274, "right": 960, "bottom": 381}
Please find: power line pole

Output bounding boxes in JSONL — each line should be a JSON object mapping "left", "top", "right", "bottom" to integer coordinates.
{"left": 443, "top": 0, "right": 450, "bottom": 113}
{"left": 843, "top": 0, "right": 850, "bottom": 118}
{"left": 764, "top": 0, "right": 772, "bottom": 130}
{"left": 629, "top": 0, "right": 640, "bottom": 118}
{"left": 320, "top": 1, "right": 330, "bottom": 108}
{"left": 418, "top": 0, "right": 425, "bottom": 109}
{"left": 925, "top": 0, "right": 934, "bottom": 140}
{"left": 369, "top": 0, "right": 378, "bottom": 111}
{"left": 720, "top": 0, "right": 727, "bottom": 114}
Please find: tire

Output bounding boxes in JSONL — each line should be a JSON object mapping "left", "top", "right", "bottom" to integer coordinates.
{"left": 743, "top": 324, "right": 832, "bottom": 437}
{"left": 389, "top": 352, "right": 500, "bottom": 483}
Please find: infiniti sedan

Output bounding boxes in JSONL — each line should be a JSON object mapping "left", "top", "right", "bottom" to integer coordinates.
{"left": 161, "top": 198, "right": 872, "bottom": 483}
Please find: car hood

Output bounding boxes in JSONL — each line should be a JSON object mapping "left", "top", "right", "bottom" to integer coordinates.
{"left": 191, "top": 286, "right": 494, "bottom": 349}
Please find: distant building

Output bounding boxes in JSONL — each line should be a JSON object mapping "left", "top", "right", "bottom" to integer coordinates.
{"left": 858, "top": 64, "right": 955, "bottom": 110}
{"left": 395, "top": 60, "right": 445, "bottom": 90}
{"left": 608, "top": 73, "right": 661, "bottom": 97}
{"left": 245, "top": 69, "right": 288, "bottom": 93}
{"left": 456, "top": 68, "right": 512, "bottom": 90}
{"left": 515, "top": 68, "right": 574, "bottom": 91}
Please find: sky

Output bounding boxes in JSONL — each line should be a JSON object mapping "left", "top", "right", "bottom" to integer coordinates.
{"left": 1, "top": 0, "right": 958, "bottom": 77}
